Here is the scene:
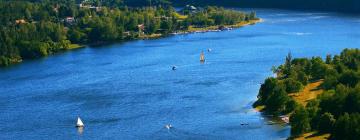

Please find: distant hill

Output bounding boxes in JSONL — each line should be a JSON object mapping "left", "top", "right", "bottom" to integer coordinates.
{"left": 170, "top": 0, "right": 360, "bottom": 13}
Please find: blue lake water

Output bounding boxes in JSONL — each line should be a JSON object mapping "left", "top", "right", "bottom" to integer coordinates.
{"left": 0, "top": 9, "right": 360, "bottom": 139}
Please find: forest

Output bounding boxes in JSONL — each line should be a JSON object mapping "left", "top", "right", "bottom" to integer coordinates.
{"left": 254, "top": 49, "right": 360, "bottom": 139}
{"left": 0, "top": 0, "right": 258, "bottom": 66}
{"left": 170, "top": 0, "right": 360, "bottom": 13}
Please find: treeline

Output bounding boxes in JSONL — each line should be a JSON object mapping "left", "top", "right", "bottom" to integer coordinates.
{"left": 254, "top": 49, "right": 360, "bottom": 139}
{"left": 183, "top": 7, "right": 257, "bottom": 27}
{"left": 0, "top": 0, "right": 257, "bottom": 66}
{"left": 170, "top": 0, "right": 360, "bottom": 13}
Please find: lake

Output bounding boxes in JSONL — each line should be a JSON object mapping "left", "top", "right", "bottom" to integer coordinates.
{"left": 0, "top": 9, "right": 359, "bottom": 140}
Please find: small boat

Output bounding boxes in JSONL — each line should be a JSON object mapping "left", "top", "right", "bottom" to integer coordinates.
{"left": 280, "top": 116, "right": 290, "bottom": 124}
{"left": 267, "top": 121, "right": 277, "bottom": 125}
{"left": 172, "top": 66, "right": 177, "bottom": 70}
{"left": 207, "top": 48, "right": 212, "bottom": 52}
{"left": 200, "top": 51, "right": 205, "bottom": 62}
{"left": 76, "top": 117, "right": 84, "bottom": 127}
{"left": 165, "top": 124, "right": 172, "bottom": 130}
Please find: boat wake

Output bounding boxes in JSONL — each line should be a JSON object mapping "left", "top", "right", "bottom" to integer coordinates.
{"left": 151, "top": 127, "right": 221, "bottom": 140}
{"left": 310, "top": 16, "right": 329, "bottom": 19}
{"left": 283, "top": 32, "right": 312, "bottom": 36}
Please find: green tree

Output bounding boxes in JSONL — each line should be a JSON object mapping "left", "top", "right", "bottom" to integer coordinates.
{"left": 283, "top": 78, "right": 303, "bottom": 93}
{"left": 338, "top": 70, "right": 359, "bottom": 87}
{"left": 255, "top": 77, "right": 278, "bottom": 106}
{"left": 333, "top": 113, "right": 351, "bottom": 139}
{"left": 284, "top": 52, "right": 292, "bottom": 76}
{"left": 290, "top": 106, "right": 311, "bottom": 136}
{"left": 265, "top": 85, "right": 290, "bottom": 114}
{"left": 318, "top": 112, "right": 335, "bottom": 133}
{"left": 310, "top": 57, "right": 327, "bottom": 80}
{"left": 326, "top": 54, "right": 332, "bottom": 64}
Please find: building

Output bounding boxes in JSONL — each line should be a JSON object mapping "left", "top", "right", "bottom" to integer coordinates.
{"left": 138, "top": 24, "right": 145, "bottom": 36}
{"left": 15, "top": 19, "right": 26, "bottom": 24}
{"left": 65, "top": 17, "right": 75, "bottom": 24}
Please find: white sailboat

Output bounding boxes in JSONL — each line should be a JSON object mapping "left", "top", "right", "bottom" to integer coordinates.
{"left": 165, "top": 124, "right": 172, "bottom": 130}
{"left": 76, "top": 117, "right": 84, "bottom": 127}
{"left": 200, "top": 51, "right": 205, "bottom": 62}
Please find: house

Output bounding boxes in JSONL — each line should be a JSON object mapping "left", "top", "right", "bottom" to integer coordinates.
{"left": 138, "top": 24, "right": 145, "bottom": 36}
{"left": 53, "top": 4, "right": 60, "bottom": 13}
{"left": 15, "top": 19, "right": 26, "bottom": 24}
{"left": 180, "top": 5, "right": 199, "bottom": 15}
{"left": 65, "top": 17, "right": 75, "bottom": 23}
{"left": 137, "top": 24, "right": 145, "bottom": 30}
{"left": 154, "top": 16, "right": 172, "bottom": 20}
{"left": 78, "top": 0, "right": 91, "bottom": 8}
{"left": 189, "top": 5, "right": 197, "bottom": 11}
{"left": 78, "top": 1, "right": 102, "bottom": 12}
{"left": 186, "top": 5, "right": 198, "bottom": 13}
{"left": 123, "top": 31, "right": 131, "bottom": 36}
{"left": 89, "top": 6, "right": 102, "bottom": 12}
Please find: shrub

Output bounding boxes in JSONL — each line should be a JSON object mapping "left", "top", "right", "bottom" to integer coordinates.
{"left": 283, "top": 78, "right": 303, "bottom": 93}
{"left": 290, "top": 106, "right": 311, "bottom": 136}
{"left": 318, "top": 112, "right": 335, "bottom": 133}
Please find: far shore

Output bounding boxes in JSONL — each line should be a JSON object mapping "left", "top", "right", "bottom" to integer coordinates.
{"left": 65, "top": 19, "right": 263, "bottom": 51}
{"left": 138, "top": 19, "right": 263, "bottom": 40}
{"left": 3, "top": 18, "right": 262, "bottom": 67}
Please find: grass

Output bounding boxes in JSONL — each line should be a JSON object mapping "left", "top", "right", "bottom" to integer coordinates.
{"left": 253, "top": 80, "right": 328, "bottom": 139}
{"left": 255, "top": 105, "right": 265, "bottom": 112}
{"left": 140, "top": 33, "right": 163, "bottom": 39}
{"left": 289, "top": 80, "right": 324, "bottom": 106}
{"left": 140, "top": 19, "right": 262, "bottom": 39}
{"left": 67, "top": 44, "right": 84, "bottom": 50}
{"left": 187, "top": 25, "right": 219, "bottom": 32}
{"left": 254, "top": 79, "right": 324, "bottom": 112}
{"left": 232, "top": 19, "right": 262, "bottom": 28}
{"left": 289, "top": 80, "right": 329, "bottom": 140}
{"left": 173, "top": 13, "right": 188, "bottom": 20}
{"left": 187, "top": 19, "right": 262, "bottom": 32}
{"left": 294, "top": 132, "right": 330, "bottom": 140}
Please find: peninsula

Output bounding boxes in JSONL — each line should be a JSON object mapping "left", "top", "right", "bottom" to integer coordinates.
{"left": 254, "top": 49, "right": 360, "bottom": 139}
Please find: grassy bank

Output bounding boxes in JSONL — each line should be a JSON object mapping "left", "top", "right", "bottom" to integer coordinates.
{"left": 293, "top": 132, "right": 330, "bottom": 140}
{"left": 254, "top": 79, "right": 329, "bottom": 140}
{"left": 140, "top": 19, "right": 262, "bottom": 39}
{"left": 187, "top": 19, "right": 262, "bottom": 32}
{"left": 289, "top": 80, "right": 324, "bottom": 106}
{"left": 254, "top": 80, "right": 323, "bottom": 114}
{"left": 254, "top": 50, "right": 360, "bottom": 139}
{"left": 67, "top": 44, "right": 84, "bottom": 50}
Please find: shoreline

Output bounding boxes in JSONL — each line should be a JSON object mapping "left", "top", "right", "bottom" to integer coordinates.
{"left": 170, "top": 19, "right": 262, "bottom": 36}
{"left": 2, "top": 19, "right": 262, "bottom": 67}
{"left": 138, "top": 19, "right": 262, "bottom": 40}
{"left": 253, "top": 80, "right": 327, "bottom": 140}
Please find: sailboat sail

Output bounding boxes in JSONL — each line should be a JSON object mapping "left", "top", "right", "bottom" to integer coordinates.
{"left": 77, "top": 117, "right": 84, "bottom": 127}
{"left": 200, "top": 52, "right": 205, "bottom": 62}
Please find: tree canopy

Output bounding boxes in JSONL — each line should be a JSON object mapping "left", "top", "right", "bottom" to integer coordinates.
{"left": 0, "top": 1, "right": 258, "bottom": 66}
{"left": 254, "top": 49, "right": 360, "bottom": 138}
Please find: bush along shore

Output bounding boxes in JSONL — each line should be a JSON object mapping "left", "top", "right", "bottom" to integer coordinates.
{"left": 253, "top": 49, "right": 360, "bottom": 139}
{"left": 0, "top": 0, "right": 259, "bottom": 67}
